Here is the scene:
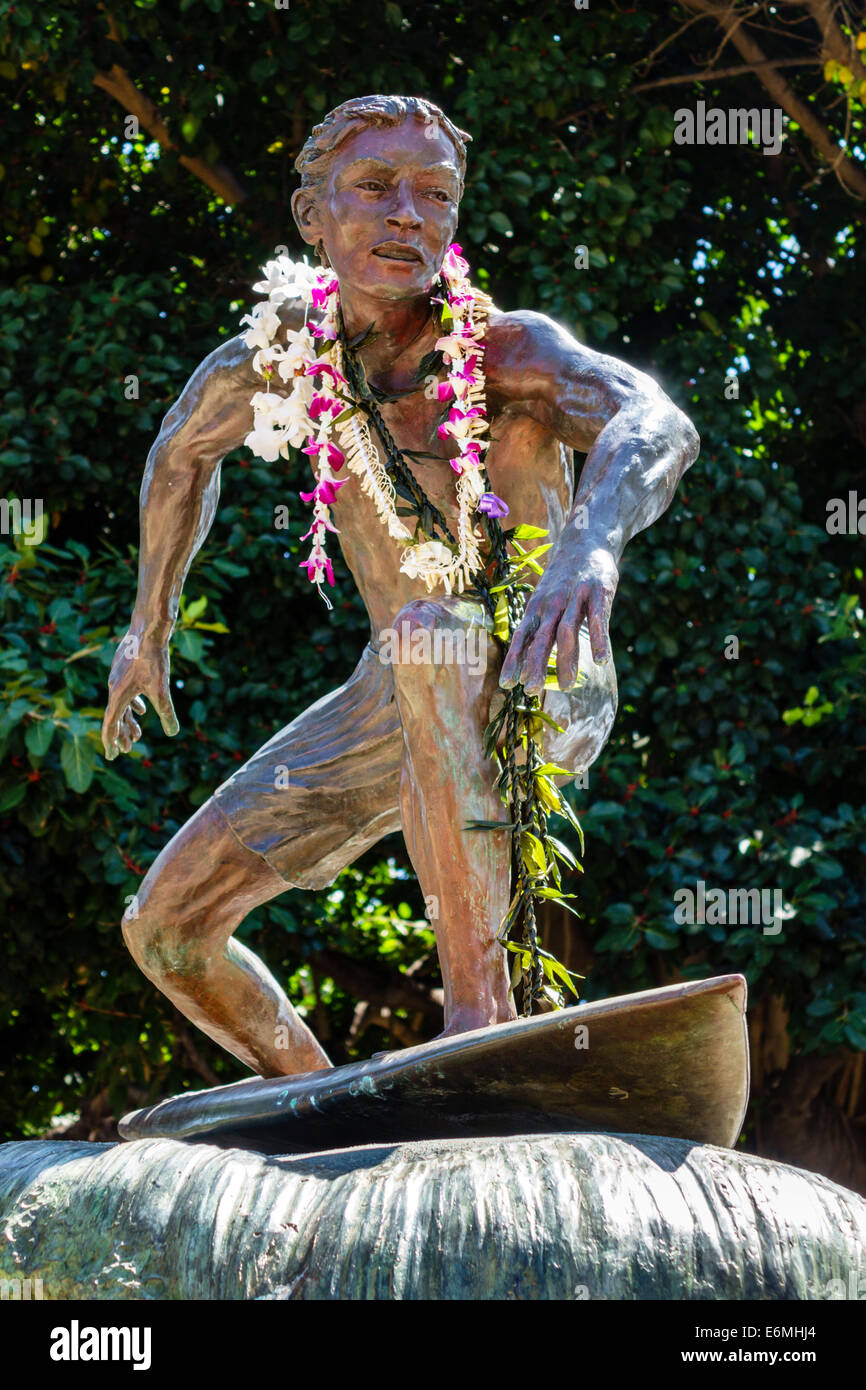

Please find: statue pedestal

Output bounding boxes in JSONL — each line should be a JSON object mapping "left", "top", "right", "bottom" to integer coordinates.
{"left": 2, "top": 1130, "right": 864, "bottom": 1300}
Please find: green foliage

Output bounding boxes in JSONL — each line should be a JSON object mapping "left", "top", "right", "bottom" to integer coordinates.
{"left": 1, "top": 0, "right": 864, "bottom": 1135}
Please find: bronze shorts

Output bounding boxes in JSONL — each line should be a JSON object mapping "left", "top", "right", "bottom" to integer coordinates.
{"left": 214, "top": 624, "right": 617, "bottom": 886}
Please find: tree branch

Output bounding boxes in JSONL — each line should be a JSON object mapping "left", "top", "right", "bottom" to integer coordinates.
{"left": 682, "top": 0, "right": 866, "bottom": 198}
{"left": 631, "top": 57, "right": 821, "bottom": 93}
{"left": 93, "top": 13, "right": 248, "bottom": 206}
{"left": 797, "top": 0, "right": 866, "bottom": 83}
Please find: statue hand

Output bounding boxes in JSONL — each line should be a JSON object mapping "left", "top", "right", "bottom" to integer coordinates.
{"left": 499, "top": 546, "right": 618, "bottom": 696}
{"left": 101, "top": 631, "right": 180, "bottom": 761}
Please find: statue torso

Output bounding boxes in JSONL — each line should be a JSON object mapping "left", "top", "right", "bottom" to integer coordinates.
{"left": 281, "top": 304, "right": 575, "bottom": 634}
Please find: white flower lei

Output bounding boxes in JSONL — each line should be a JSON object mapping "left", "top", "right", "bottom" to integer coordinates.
{"left": 240, "top": 244, "right": 500, "bottom": 606}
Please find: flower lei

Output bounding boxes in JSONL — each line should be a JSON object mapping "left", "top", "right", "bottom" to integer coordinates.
{"left": 241, "top": 247, "right": 585, "bottom": 1015}
{"left": 241, "top": 243, "right": 500, "bottom": 607}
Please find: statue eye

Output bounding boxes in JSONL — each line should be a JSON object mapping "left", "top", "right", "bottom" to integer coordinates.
{"left": 358, "top": 180, "right": 386, "bottom": 192}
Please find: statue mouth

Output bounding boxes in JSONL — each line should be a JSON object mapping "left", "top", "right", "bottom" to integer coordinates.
{"left": 371, "top": 242, "right": 423, "bottom": 263}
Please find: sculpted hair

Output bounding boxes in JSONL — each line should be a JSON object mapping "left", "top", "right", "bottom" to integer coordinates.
{"left": 294, "top": 94, "right": 471, "bottom": 203}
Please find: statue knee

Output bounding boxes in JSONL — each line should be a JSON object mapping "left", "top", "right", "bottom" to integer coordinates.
{"left": 120, "top": 889, "right": 204, "bottom": 988}
{"left": 383, "top": 597, "right": 493, "bottom": 678}
{"left": 392, "top": 594, "right": 489, "bottom": 634}
{"left": 392, "top": 596, "right": 454, "bottom": 634}
{"left": 121, "top": 888, "right": 151, "bottom": 962}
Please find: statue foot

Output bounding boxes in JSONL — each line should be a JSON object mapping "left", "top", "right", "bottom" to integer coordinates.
{"left": 433, "top": 1005, "right": 516, "bottom": 1041}
{"left": 367, "top": 1007, "right": 515, "bottom": 1061}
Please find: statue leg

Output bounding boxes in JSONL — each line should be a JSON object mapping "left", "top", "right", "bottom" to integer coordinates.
{"left": 388, "top": 597, "right": 516, "bottom": 1036}
{"left": 122, "top": 647, "right": 403, "bottom": 1077}
{"left": 122, "top": 800, "right": 332, "bottom": 1077}
{"left": 388, "top": 601, "right": 619, "bottom": 1037}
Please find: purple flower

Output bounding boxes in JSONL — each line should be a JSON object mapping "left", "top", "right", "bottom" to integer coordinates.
{"left": 308, "top": 392, "right": 342, "bottom": 422}
{"left": 311, "top": 278, "right": 339, "bottom": 308}
{"left": 299, "top": 554, "right": 335, "bottom": 586}
{"left": 300, "top": 514, "right": 338, "bottom": 539}
{"left": 300, "top": 476, "right": 347, "bottom": 507}
{"left": 310, "top": 321, "right": 337, "bottom": 341}
{"left": 478, "top": 492, "right": 509, "bottom": 519}
{"left": 305, "top": 361, "right": 346, "bottom": 387}
{"left": 302, "top": 441, "right": 345, "bottom": 470}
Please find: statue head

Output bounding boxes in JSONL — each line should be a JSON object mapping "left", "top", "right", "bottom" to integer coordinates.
{"left": 291, "top": 95, "right": 471, "bottom": 301}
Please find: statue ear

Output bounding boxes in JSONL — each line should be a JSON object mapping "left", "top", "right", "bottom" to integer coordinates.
{"left": 291, "top": 188, "right": 321, "bottom": 247}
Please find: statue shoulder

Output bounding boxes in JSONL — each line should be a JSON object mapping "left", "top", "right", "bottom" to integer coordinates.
{"left": 483, "top": 306, "right": 587, "bottom": 398}
{"left": 197, "top": 299, "right": 309, "bottom": 389}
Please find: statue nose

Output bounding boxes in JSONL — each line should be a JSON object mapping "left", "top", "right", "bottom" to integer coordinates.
{"left": 385, "top": 183, "right": 422, "bottom": 229}
{"left": 385, "top": 208, "right": 422, "bottom": 230}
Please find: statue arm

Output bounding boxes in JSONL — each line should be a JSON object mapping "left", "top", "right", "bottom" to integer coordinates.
{"left": 493, "top": 312, "right": 699, "bottom": 694}
{"left": 102, "top": 331, "right": 261, "bottom": 758}
{"left": 534, "top": 337, "right": 698, "bottom": 565}
{"left": 130, "top": 332, "right": 260, "bottom": 643}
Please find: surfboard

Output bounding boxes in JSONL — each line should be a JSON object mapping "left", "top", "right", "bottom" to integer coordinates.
{"left": 119, "top": 974, "right": 750, "bottom": 1152}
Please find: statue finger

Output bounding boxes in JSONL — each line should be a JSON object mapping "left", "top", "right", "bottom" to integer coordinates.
{"left": 554, "top": 600, "right": 584, "bottom": 690}
{"left": 156, "top": 688, "right": 180, "bottom": 738}
{"left": 499, "top": 614, "right": 539, "bottom": 689}
{"left": 587, "top": 590, "right": 613, "bottom": 664}
{"left": 518, "top": 620, "right": 559, "bottom": 695}
{"left": 122, "top": 709, "right": 142, "bottom": 744}
{"left": 101, "top": 701, "right": 125, "bottom": 760}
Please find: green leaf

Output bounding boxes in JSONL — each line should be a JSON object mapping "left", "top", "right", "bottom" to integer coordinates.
{"left": 510, "top": 524, "right": 549, "bottom": 540}
{"left": 520, "top": 706, "right": 565, "bottom": 734}
{"left": 183, "top": 595, "right": 208, "bottom": 623}
{"left": 519, "top": 830, "right": 548, "bottom": 875}
{"left": 814, "top": 858, "right": 844, "bottom": 879}
{"left": 644, "top": 926, "right": 679, "bottom": 950}
{"left": 594, "top": 923, "right": 639, "bottom": 952}
{"left": 534, "top": 888, "right": 581, "bottom": 920}
{"left": 60, "top": 737, "right": 97, "bottom": 793}
{"left": 546, "top": 834, "right": 580, "bottom": 870}
{"left": 25, "top": 719, "right": 54, "bottom": 756}
{"left": 544, "top": 958, "right": 581, "bottom": 999}
{"left": 806, "top": 998, "right": 837, "bottom": 1018}
{"left": 534, "top": 774, "right": 562, "bottom": 814}
{"left": 0, "top": 697, "right": 32, "bottom": 734}
{"left": 0, "top": 782, "right": 27, "bottom": 813}
{"left": 174, "top": 629, "right": 205, "bottom": 662}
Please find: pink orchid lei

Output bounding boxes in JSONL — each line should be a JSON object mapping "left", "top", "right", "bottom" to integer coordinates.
{"left": 241, "top": 244, "right": 501, "bottom": 605}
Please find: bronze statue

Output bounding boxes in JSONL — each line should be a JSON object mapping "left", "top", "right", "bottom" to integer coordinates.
{"left": 101, "top": 95, "right": 699, "bottom": 1079}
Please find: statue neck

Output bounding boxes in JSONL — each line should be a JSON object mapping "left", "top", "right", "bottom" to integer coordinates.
{"left": 336, "top": 283, "right": 436, "bottom": 378}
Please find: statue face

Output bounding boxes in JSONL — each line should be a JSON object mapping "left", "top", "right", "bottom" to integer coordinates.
{"left": 294, "top": 119, "right": 462, "bottom": 300}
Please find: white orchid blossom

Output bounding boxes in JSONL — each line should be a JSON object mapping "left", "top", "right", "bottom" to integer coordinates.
{"left": 240, "top": 301, "right": 281, "bottom": 351}
{"left": 253, "top": 256, "right": 319, "bottom": 303}
{"left": 276, "top": 327, "right": 317, "bottom": 380}
{"left": 243, "top": 421, "right": 288, "bottom": 463}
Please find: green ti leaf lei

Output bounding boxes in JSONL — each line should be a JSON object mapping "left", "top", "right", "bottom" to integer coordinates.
{"left": 338, "top": 300, "right": 584, "bottom": 1015}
